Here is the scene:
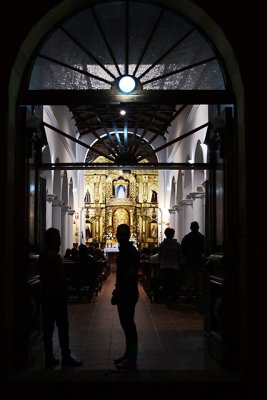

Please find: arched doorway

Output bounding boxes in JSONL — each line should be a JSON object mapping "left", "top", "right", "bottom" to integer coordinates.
{"left": 6, "top": 0, "right": 246, "bottom": 378}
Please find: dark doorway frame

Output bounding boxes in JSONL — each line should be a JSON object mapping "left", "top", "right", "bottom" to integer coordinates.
{"left": 5, "top": 0, "right": 246, "bottom": 383}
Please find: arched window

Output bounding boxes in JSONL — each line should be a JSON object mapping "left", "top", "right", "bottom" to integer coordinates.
{"left": 29, "top": 1, "right": 226, "bottom": 91}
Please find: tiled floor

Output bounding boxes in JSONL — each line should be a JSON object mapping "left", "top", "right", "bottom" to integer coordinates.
{"left": 26, "top": 272, "right": 225, "bottom": 375}
{"left": 9, "top": 273, "right": 249, "bottom": 399}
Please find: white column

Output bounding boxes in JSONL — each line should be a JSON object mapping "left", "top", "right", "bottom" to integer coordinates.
{"left": 52, "top": 199, "right": 64, "bottom": 232}
{"left": 180, "top": 199, "right": 193, "bottom": 236}
{"left": 178, "top": 206, "right": 184, "bottom": 242}
{"left": 61, "top": 205, "right": 69, "bottom": 256}
{"left": 174, "top": 205, "right": 184, "bottom": 243}
{"left": 46, "top": 194, "right": 56, "bottom": 229}
{"left": 190, "top": 192, "right": 205, "bottom": 235}
{"left": 79, "top": 207, "right": 85, "bottom": 244}
{"left": 68, "top": 210, "right": 75, "bottom": 249}
{"left": 169, "top": 208, "right": 176, "bottom": 233}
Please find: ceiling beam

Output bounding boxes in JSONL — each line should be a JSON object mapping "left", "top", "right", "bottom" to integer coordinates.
{"left": 36, "top": 162, "right": 212, "bottom": 171}
{"left": 20, "top": 90, "right": 234, "bottom": 105}
{"left": 137, "top": 122, "right": 209, "bottom": 161}
{"left": 43, "top": 122, "right": 115, "bottom": 162}
{"left": 71, "top": 111, "right": 117, "bottom": 157}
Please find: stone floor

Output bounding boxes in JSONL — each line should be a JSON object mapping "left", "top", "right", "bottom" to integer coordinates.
{"left": 8, "top": 272, "right": 248, "bottom": 399}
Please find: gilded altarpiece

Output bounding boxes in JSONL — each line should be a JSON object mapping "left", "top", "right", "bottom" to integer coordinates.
{"left": 83, "top": 158, "right": 158, "bottom": 249}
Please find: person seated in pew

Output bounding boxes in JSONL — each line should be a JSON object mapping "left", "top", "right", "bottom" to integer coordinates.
{"left": 88, "top": 244, "right": 97, "bottom": 258}
{"left": 76, "top": 244, "right": 99, "bottom": 291}
{"left": 64, "top": 248, "right": 72, "bottom": 259}
{"left": 77, "top": 244, "right": 94, "bottom": 261}
{"left": 95, "top": 247, "right": 107, "bottom": 261}
{"left": 70, "top": 244, "right": 78, "bottom": 259}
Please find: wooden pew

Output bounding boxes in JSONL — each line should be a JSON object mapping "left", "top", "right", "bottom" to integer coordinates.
{"left": 63, "top": 260, "right": 99, "bottom": 302}
{"left": 139, "top": 261, "right": 161, "bottom": 302}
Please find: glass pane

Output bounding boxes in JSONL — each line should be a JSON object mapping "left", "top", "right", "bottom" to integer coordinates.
{"left": 142, "top": 60, "right": 225, "bottom": 90}
{"left": 140, "top": 8, "right": 193, "bottom": 68}
{"left": 128, "top": 2, "right": 162, "bottom": 68}
{"left": 93, "top": 2, "right": 126, "bottom": 72}
{"left": 29, "top": 57, "right": 110, "bottom": 90}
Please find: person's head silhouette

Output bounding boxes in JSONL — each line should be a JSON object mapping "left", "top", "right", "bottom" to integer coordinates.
{"left": 164, "top": 227, "right": 175, "bottom": 239}
{"left": 190, "top": 221, "right": 199, "bottom": 232}
{"left": 45, "top": 227, "right": 61, "bottom": 252}
{"left": 116, "top": 224, "right": 131, "bottom": 244}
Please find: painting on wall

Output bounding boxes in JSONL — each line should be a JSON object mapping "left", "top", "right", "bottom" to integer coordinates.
{"left": 150, "top": 222, "right": 158, "bottom": 238}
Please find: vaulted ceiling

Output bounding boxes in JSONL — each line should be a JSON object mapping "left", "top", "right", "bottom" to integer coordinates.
{"left": 68, "top": 103, "right": 186, "bottom": 163}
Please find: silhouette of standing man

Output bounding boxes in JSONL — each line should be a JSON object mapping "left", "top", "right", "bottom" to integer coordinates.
{"left": 111, "top": 224, "right": 140, "bottom": 370}
{"left": 181, "top": 221, "right": 205, "bottom": 304}
{"left": 38, "top": 227, "right": 83, "bottom": 368}
{"left": 159, "top": 227, "right": 182, "bottom": 301}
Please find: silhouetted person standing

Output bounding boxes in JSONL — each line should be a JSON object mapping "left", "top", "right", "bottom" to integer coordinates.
{"left": 181, "top": 221, "right": 205, "bottom": 305}
{"left": 111, "top": 224, "right": 140, "bottom": 370}
{"left": 38, "top": 227, "right": 83, "bottom": 368}
{"left": 159, "top": 227, "right": 182, "bottom": 301}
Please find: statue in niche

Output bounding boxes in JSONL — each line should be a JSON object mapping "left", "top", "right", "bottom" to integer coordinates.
{"left": 151, "top": 190, "right": 158, "bottom": 203}
{"left": 117, "top": 185, "right": 126, "bottom": 198}
{"left": 84, "top": 189, "right": 91, "bottom": 203}
{"left": 151, "top": 224, "right": 157, "bottom": 238}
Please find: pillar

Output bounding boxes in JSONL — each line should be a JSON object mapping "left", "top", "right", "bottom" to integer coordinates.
{"left": 52, "top": 199, "right": 64, "bottom": 232}
{"left": 169, "top": 208, "right": 176, "bottom": 234}
{"left": 190, "top": 192, "right": 205, "bottom": 235}
{"left": 61, "top": 205, "right": 69, "bottom": 256}
{"left": 180, "top": 199, "right": 193, "bottom": 236}
{"left": 46, "top": 194, "right": 56, "bottom": 229}
{"left": 67, "top": 209, "right": 75, "bottom": 250}
{"left": 174, "top": 205, "right": 184, "bottom": 243}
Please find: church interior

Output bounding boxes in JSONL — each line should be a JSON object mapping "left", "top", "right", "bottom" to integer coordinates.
{"left": 2, "top": 0, "right": 266, "bottom": 398}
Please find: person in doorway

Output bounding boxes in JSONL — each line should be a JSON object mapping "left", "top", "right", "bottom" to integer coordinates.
{"left": 111, "top": 223, "right": 140, "bottom": 370}
{"left": 38, "top": 227, "right": 83, "bottom": 369}
{"left": 158, "top": 227, "right": 182, "bottom": 301}
{"left": 181, "top": 221, "right": 205, "bottom": 306}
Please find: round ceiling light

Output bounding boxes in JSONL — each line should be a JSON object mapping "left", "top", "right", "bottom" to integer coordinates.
{"left": 118, "top": 75, "right": 136, "bottom": 94}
